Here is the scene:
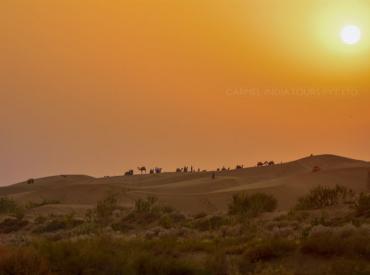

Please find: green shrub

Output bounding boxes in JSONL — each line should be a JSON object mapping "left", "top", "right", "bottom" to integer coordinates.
{"left": 205, "top": 251, "right": 228, "bottom": 275}
{"left": 295, "top": 185, "right": 352, "bottom": 210}
{"left": 130, "top": 252, "right": 203, "bottom": 275}
{"left": 125, "top": 196, "right": 167, "bottom": 225}
{"left": 34, "top": 214, "right": 83, "bottom": 233}
{"left": 192, "top": 215, "right": 229, "bottom": 231}
{"left": 354, "top": 193, "right": 370, "bottom": 217}
{"left": 0, "top": 197, "right": 18, "bottom": 214}
{"left": 328, "top": 259, "right": 370, "bottom": 275}
{"left": 301, "top": 232, "right": 346, "bottom": 256}
{"left": 159, "top": 215, "right": 174, "bottom": 229}
{"left": 95, "top": 194, "right": 119, "bottom": 225}
{"left": 25, "top": 199, "right": 60, "bottom": 209}
{"left": 0, "top": 218, "right": 29, "bottom": 233}
{"left": 301, "top": 231, "right": 370, "bottom": 258}
{"left": 135, "top": 196, "right": 159, "bottom": 213}
{"left": 250, "top": 265, "right": 295, "bottom": 275}
{"left": 244, "top": 239, "right": 296, "bottom": 263}
{"left": 228, "top": 193, "right": 277, "bottom": 217}
{"left": 34, "top": 236, "right": 207, "bottom": 275}
{"left": 0, "top": 247, "right": 51, "bottom": 275}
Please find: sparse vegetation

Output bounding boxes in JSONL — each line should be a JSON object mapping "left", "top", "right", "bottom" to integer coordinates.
{"left": 244, "top": 239, "right": 296, "bottom": 263}
{"left": 0, "top": 197, "right": 18, "bottom": 214}
{"left": 25, "top": 199, "right": 61, "bottom": 209}
{"left": 0, "top": 218, "right": 28, "bottom": 233}
{"left": 1, "top": 176, "right": 370, "bottom": 275}
{"left": 354, "top": 193, "right": 370, "bottom": 217}
{"left": 228, "top": 193, "right": 277, "bottom": 217}
{"left": 34, "top": 214, "right": 83, "bottom": 233}
{"left": 295, "top": 185, "right": 353, "bottom": 210}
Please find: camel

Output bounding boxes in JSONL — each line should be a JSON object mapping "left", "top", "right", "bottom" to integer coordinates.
{"left": 137, "top": 166, "right": 147, "bottom": 174}
{"left": 155, "top": 167, "right": 162, "bottom": 174}
{"left": 125, "top": 170, "right": 134, "bottom": 176}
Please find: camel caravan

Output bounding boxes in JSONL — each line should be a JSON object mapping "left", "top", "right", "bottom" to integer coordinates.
{"left": 124, "top": 164, "right": 253, "bottom": 177}
{"left": 123, "top": 162, "right": 280, "bottom": 176}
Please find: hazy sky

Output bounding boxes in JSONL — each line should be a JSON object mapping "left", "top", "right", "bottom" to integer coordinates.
{"left": 1, "top": 0, "right": 369, "bottom": 185}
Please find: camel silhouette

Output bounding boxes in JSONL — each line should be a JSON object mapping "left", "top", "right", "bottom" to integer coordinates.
{"left": 125, "top": 170, "right": 134, "bottom": 176}
{"left": 137, "top": 166, "right": 147, "bottom": 174}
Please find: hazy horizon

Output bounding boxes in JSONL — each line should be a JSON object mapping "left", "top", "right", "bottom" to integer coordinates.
{"left": 1, "top": 0, "right": 369, "bottom": 186}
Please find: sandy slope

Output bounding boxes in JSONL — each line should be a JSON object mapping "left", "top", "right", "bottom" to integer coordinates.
{"left": 1, "top": 155, "right": 369, "bottom": 214}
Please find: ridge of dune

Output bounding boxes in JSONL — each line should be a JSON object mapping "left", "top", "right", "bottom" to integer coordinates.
{"left": 0, "top": 155, "right": 369, "bottom": 213}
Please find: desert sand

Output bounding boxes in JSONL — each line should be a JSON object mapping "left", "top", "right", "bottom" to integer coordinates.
{"left": 1, "top": 154, "right": 369, "bottom": 215}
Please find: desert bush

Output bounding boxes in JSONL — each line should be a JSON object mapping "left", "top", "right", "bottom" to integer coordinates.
{"left": 193, "top": 212, "right": 207, "bottom": 219}
{"left": 205, "top": 251, "right": 228, "bottom": 275}
{"left": 95, "top": 194, "right": 119, "bottom": 225}
{"left": 0, "top": 197, "right": 18, "bottom": 214}
{"left": 250, "top": 265, "right": 295, "bottom": 275}
{"left": 328, "top": 259, "right": 370, "bottom": 275}
{"left": 191, "top": 215, "right": 229, "bottom": 232}
{"left": 159, "top": 215, "right": 174, "bottom": 229}
{"left": 34, "top": 215, "right": 47, "bottom": 225}
{"left": 228, "top": 193, "right": 277, "bottom": 217}
{"left": 34, "top": 214, "right": 83, "bottom": 233}
{"left": 130, "top": 252, "right": 202, "bottom": 275}
{"left": 244, "top": 239, "right": 296, "bottom": 263}
{"left": 301, "top": 231, "right": 346, "bottom": 256}
{"left": 0, "top": 218, "right": 29, "bottom": 233}
{"left": 354, "top": 193, "right": 370, "bottom": 217}
{"left": 301, "top": 230, "right": 370, "bottom": 258}
{"left": 33, "top": 236, "right": 207, "bottom": 275}
{"left": 295, "top": 185, "right": 352, "bottom": 210}
{"left": 0, "top": 247, "right": 51, "bottom": 275}
{"left": 135, "top": 196, "right": 159, "bottom": 213}
{"left": 124, "top": 196, "right": 172, "bottom": 225}
{"left": 25, "top": 199, "right": 60, "bottom": 209}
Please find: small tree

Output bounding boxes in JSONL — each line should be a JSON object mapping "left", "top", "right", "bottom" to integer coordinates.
{"left": 354, "top": 193, "right": 370, "bottom": 217}
{"left": 295, "top": 185, "right": 353, "bottom": 210}
{"left": 95, "top": 194, "right": 119, "bottom": 225}
{"left": 228, "top": 193, "right": 277, "bottom": 217}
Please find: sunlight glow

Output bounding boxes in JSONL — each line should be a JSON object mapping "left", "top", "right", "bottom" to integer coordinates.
{"left": 341, "top": 25, "right": 362, "bottom": 45}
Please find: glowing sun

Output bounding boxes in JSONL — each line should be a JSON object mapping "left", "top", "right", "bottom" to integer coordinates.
{"left": 340, "top": 25, "right": 362, "bottom": 45}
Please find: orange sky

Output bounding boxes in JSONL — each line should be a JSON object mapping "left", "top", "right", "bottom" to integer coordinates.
{"left": 1, "top": 0, "right": 369, "bottom": 185}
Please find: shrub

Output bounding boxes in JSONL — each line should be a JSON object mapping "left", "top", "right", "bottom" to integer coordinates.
{"left": 25, "top": 199, "right": 60, "bottom": 209}
{"left": 0, "top": 218, "right": 29, "bottom": 233}
{"left": 295, "top": 185, "right": 352, "bottom": 210}
{"left": 250, "top": 265, "right": 295, "bottom": 275}
{"left": 300, "top": 231, "right": 370, "bottom": 258}
{"left": 135, "top": 196, "right": 159, "bottom": 213}
{"left": 228, "top": 193, "right": 277, "bottom": 217}
{"left": 0, "top": 197, "right": 18, "bottom": 214}
{"left": 205, "top": 251, "right": 228, "bottom": 275}
{"left": 301, "top": 232, "right": 346, "bottom": 256}
{"left": 125, "top": 196, "right": 167, "bottom": 225}
{"left": 354, "top": 193, "right": 370, "bottom": 217}
{"left": 244, "top": 239, "right": 296, "bottom": 263}
{"left": 34, "top": 214, "right": 83, "bottom": 233}
{"left": 0, "top": 247, "right": 51, "bottom": 275}
{"left": 34, "top": 237, "right": 206, "bottom": 275}
{"left": 192, "top": 215, "right": 229, "bottom": 231}
{"left": 328, "top": 259, "right": 370, "bottom": 275}
{"left": 95, "top": 194, "right": 119, "bottom": 225}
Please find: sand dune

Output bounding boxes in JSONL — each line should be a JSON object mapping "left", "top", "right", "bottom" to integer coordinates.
{"left": 1, "top": 155, "right": 369, "bottom": 214}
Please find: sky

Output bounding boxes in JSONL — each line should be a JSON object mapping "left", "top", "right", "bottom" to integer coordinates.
{"left": 1, "top": 0, "right": 369, "bottom": 185}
